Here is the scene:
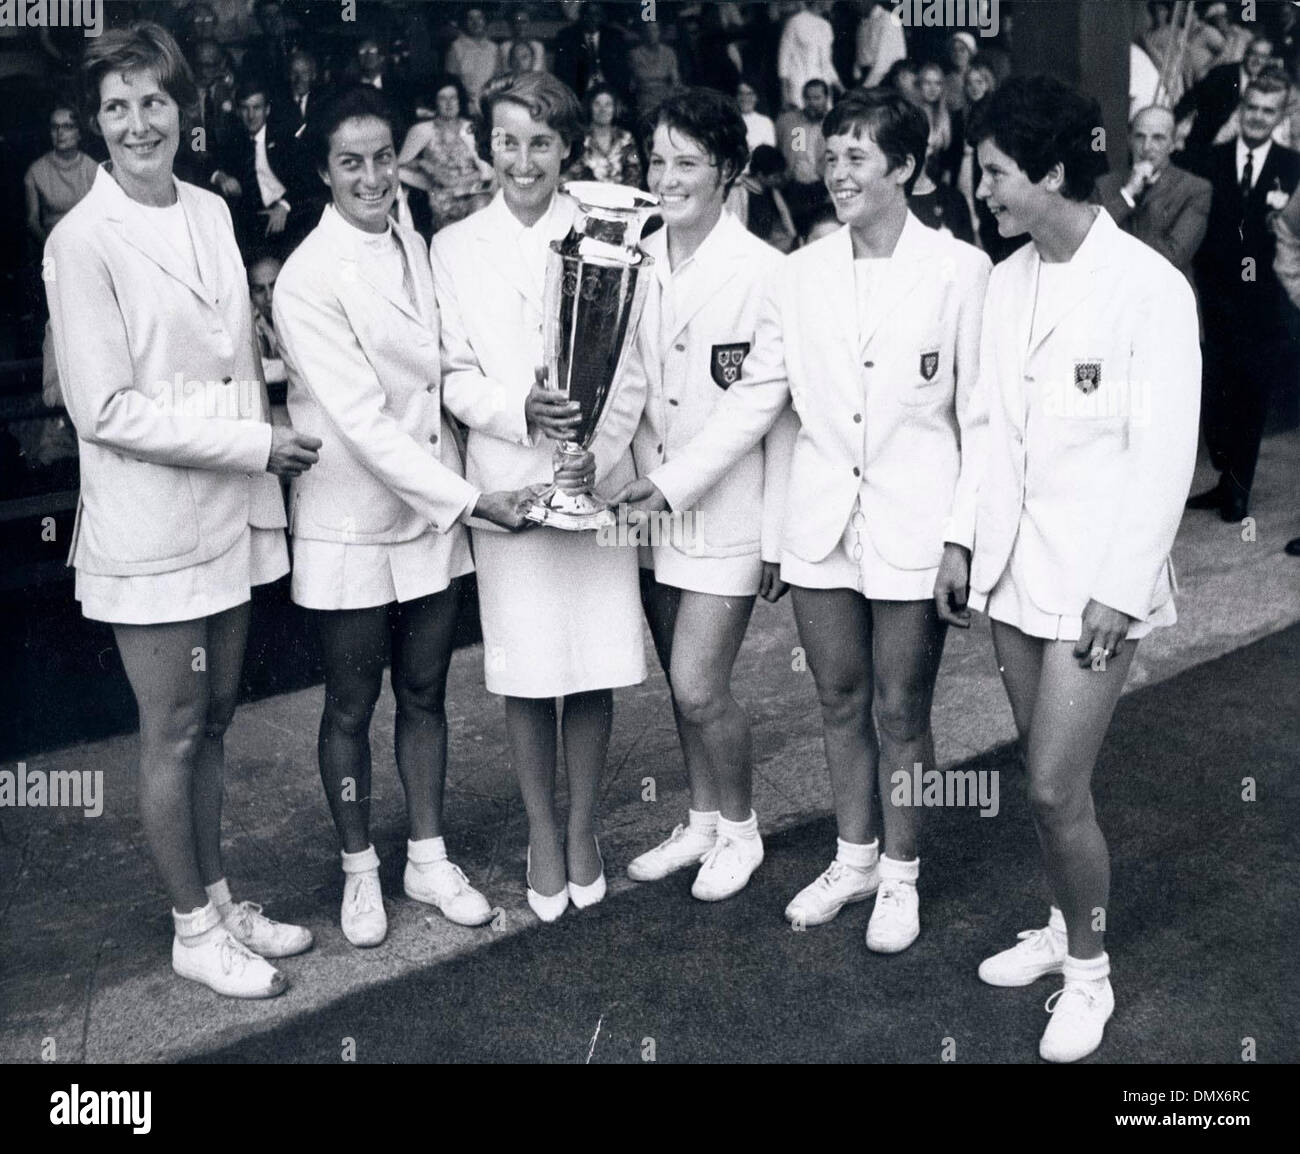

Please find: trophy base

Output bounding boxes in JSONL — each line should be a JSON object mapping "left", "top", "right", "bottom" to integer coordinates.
{"left": 523, "top": 484, "right": 616, "bottom": 532}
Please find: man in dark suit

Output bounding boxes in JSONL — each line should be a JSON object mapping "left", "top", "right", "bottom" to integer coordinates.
{"left": 211, "top": 72, "right": 321, "bottom": 259}
{"left": 1175, "top": 34, "right": 1275, "bottom": 166}
{"left": 553, "top": 2, "right": 629, "bottom": 101}
{"left": 175, "top": 38, "right": 239, "bottom": 187}
{"left": 1188, "top": 71, "right": 1300, "bottom": 521}
{"left": 1095, "top": 105, "right": 1211, "bottom": 284}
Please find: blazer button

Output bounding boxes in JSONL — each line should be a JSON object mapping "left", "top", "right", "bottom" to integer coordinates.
{"left": 853, "top": 412, "right": 862, "bottom": 423}
{"left": 853, "top": 466, "right": 861, "bottom": 477}
{"left": 222, "top": 376, "right": 233, "bottom": 384}
{"left": 429, "top": 432, "right": 439, "bottom": 444}
{"left": 657, "top": 443, "right": 663, "bottom": 454}
{"left": 1024, "top": 374, "right": 1035, "bottom": 383}
{"left": 674, "top": 343, "right": 685, "bottom": 352}
{"left": 668, "top": 398, "right": 679, "bottom": 406}
{"left": 863, "top": 361, "right": 874, "bottom": 368}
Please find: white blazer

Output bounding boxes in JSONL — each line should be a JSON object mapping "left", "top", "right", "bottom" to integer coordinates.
{"left": 429, "top": 191, "right": 643, "bottom": 518}
{"left": 650, "top": 213, "right": 988, "bottom": 573}
{"left": 623, "top": 211, "right": 794, "bottom": 561}
{"left": 45, "top": 166, "right": 283, "bottom": 578}
{"left": 273, "top": 205, "right": 480, "bottom": 545}
{"left": 966, "top": 209, "right": 1201, "bottom": 621}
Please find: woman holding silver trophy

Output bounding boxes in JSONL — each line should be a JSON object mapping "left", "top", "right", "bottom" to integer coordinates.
{"left": 430, "top": 72, "right": 650, "bottom": 923}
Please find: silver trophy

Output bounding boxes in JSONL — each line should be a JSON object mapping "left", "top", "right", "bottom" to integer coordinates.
{"left": 523, "top": 181, "right": 659, "bottom": 531}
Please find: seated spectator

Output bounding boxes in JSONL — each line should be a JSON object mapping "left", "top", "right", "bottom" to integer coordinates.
{"left": 347, "top": 36, "right": 416, "bottom": 123}
{"left": 397, "top": 76, "right": 494, "bottom": 234}
{"left": 211, "top": 72, "right": 319, "bottom": 257}
{"left": 908, "top": 143, "right": 975, "bottom": 243}
{"left": 727, "top": 142, "right": 797, "bottom": 252}
{"left": 285, "top": 48, "right": 327, "bottom": 135}
{"left": 957, "top": 62, "right": 996, "bottom": 234}
{"left": 566, "top": 83, "right": 643, "bottom": 187}
{"left": 553, "top": 1, "right": 630, "bottom": 101}
{"left": 1206, "top": 1, "right": 1253, "bottom": 66}
{"left": 882, "top": 57, "right": 919, "bottom": 103}
{"left": 802, "top": 201, "right": 840, "bottom": 244}
{"left": 446, "top": 7, "right": 499, "bottom": 114}
{"left": 778, "top": 0, "right": 841, "bottom": 109}
{"left": 628, "top": 16, "right": 681, "bottom": 119}
{"left": 917, "top": 61, "right": 961, "bottom": 185}
{"left": 247, "top": 254, "right": 286, "bottom": 388}
{"left": 944, "top": 31, "right": 977, "bottom": 113}
{"left": 24, "top": 102, "right": 98, "bottom": 245}
{"left": 240, "top": 0, "right": 294, "bottom": 104}
{"left": 504, "top": 40, "right": 538, "bottom": 77}
{"left": 190, "top": 37, "right": 239, "bottom": 155}
{"left": 776, "top": 76, "right": 832, "bottom": 233}
{"left": 498, "top": 6, "right": 547, "bottom": 74}
{"left": 738, "top": 79, "right": 776, "bottom": 150}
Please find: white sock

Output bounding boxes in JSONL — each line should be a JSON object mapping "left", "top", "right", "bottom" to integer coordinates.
{"left": 688, "top": 809, "right": 719, "bottom": 834}
{"left": 204, "top": 877, "right": 234, "bottom": 918}
{"left": 1047, "top": 905, "right": 1068, "bottom": 937}
{"left": 1063, "top": 952, "right": 1110, "bottom": 985}
{"left": 341, "top": 844, "right": 380, "bottom": 874}
{"left": 878, "top": 854, "right": 919, "bottom": 884}
{"left": 835, "top": 837, "right": 879, "bottom": 871}
{"left": 408, "top": 836, "right": 448, "bottom": 868}
{"left": 718, "top": 810, "right": 759, "bottom": 840}
{"left": 172, "top": 900, "right": 222, "bottom": 944}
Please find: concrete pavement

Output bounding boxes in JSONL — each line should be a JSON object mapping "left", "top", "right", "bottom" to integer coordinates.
{"left": 1, "top": 432, "right": 1297, "bottom": 1063}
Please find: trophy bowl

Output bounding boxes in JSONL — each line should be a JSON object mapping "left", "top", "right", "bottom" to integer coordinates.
{"left": 523, "top": 182, "right": 659, "bottom": 531}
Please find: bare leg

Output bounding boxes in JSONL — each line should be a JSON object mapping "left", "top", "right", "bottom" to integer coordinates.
{"left": 390, "top": 584, "right": 460, "bottom": 841}
{"left": 641, "top": 573, "right": 716, "bottom": 812}
{"left": 113, "top": 618, "right": 211, "bottom": 913}
{"left": 315, "top": 606, "right": 388, "bottom": 855}
{"left": 666, "top": 590, "right": 757, "bottom": 822}
{"left": 506, "top": 695, "right": 563, "bottom": 896}
{"left": 561, "top": 688, "right": 612, "bottom": 886}
{"left": 870, "top": 599, "right": 947, "bottom": 862}
{"left": 190, "top": 602, "right": 252, "bottom": 887}
{"left": 1025, "top": 641, "right": 1135, "bottom": 959}
{"left": 790, "top": 586, "right": 879, "bottom": 844}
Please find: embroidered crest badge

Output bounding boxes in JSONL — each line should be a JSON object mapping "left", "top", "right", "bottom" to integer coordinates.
{"left": 710, "top": 342, "right": 751, "bottom": 389}
{"left": 919, "top": 350, "right": 940, "bottom": 381}
{"left": 1075, "top": 361, "right": 1101, "bottom": 394}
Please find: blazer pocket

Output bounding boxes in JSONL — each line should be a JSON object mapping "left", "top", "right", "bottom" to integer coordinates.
{"left": 93, "top": 459, "right": 201, "bottom": 564}
{"left": 897, "top": 338, "right": 947, "bottom": 406}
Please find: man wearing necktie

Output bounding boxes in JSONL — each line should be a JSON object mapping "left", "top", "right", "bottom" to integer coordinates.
{"left": 1188, "top": 71, "right": 1300, "bottom": 521}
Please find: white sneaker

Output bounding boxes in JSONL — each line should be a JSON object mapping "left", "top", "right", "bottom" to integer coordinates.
{"left": 978, "top": 924, "right": 1068, "bottom": 987}
{"left": 341, "top": 870, "right": 387, "bottom": 947}
{"left": 1039, "top": 978, "right": 1115, "bottom": 1063}
{"left": 866, "top": 877, "right": 920, "bottom": 953}
{"left": 404, "top": 858, "right": 493, "bottom": 927}
{"left": 627, "top": 822, "right": 716, "bottom": 882}
{"left": 172, "top": 927, "right": 288, "bottom": 998}
{"left": 784, "top": 859, "right": 878, "bottom": 926}
{"left": 691, "top": 832, "right": 763, "bottom": 901}
{"left": 223, "top": 901, "right": 314, "bottom": 959}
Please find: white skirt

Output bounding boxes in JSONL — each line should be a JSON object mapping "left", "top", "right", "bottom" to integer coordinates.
{"left": 780, "top": 497, "right": 936, "bottom": 602}
{"left": 638, "top": 544, "right": 763, "bottom": 597}
{"left": 473, "top": 525, "right": 646, "bottom": 698}
{"left": 970, "top": 538, "right": 1175, "bottom": 641}
{"left": 290, "top": 525, "right": 473, "bottom": 611}
{"left": 76, "top": 526, "right": 288, "bottom": 625}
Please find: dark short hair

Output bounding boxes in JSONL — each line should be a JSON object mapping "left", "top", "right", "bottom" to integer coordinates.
{"left": 310, "top": 84, "right": 400, "bottom": 171}
{"left": 643, "top": 87, "right": 750, "bottom": 194}
{"left": 1245, "top": 67, "right": 1292, "bottom": 101}
{"left": 748, "top": 143, "right": 786, "bottom": 177}
{"left": 235, "top": 71, "right": 272, "bottom": 104}
{"left": 425, "top": 73, "right": 469, "bottom": 117}
{"left": 477, "top": 70, "right": 584, "bottom": 165}
{"left": 583, "top": 82, "right": 624, "bottom": 124}
{"left": 882, "top": 58, "right": 918, "bottom": 91}
{"left": 822, "top": 88, "right": 929, "bottom": 196}
{"left": 967, "top": 74, "right": 1107, "bottom": 202}
{"left": 80, "top": 21, "right": 199, "bottom": 137}
{"left": 803, "top": 78, "right": 830, "bottom": 98}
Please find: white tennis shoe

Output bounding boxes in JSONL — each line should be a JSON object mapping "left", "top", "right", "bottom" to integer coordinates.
{"left": 784, "top": 859, "right": 878, "bottom": 926}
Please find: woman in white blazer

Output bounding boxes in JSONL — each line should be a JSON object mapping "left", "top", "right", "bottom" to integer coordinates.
{"left": 46, "top": 24, "right": 322, "bottom": 999}
{"left": 612, "top": 90, "right": 795, "bottom": 904}
{"left": 951, "top": 78, "right": 1200, "bottom": 1063}
{"left": 429, "top": 72, "right": 647, "bottom": 922}
{"left": 624, "top": 91, "right": 989, "bottom": 947}
{"left": 272, "top": 87, "right": 536, "bottom": 949}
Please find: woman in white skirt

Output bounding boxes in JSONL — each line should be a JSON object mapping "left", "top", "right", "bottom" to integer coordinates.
{"left": 273, "top": 87, "right": 538, "bottom": 948}
{"left": 46, "top": 23, "right": 323, "bottom": 998}
{"left": 430, "top": 72, "right": 647, "bottom": 922}
{"left": 956, "top": 77, "right": 1200, "bottom": 1062}
{"left": 612, "top": 89, "right": 795, "bottom": 903}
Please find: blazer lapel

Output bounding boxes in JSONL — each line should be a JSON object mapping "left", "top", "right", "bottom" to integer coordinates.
{"left": 857, "top": 212, "right": 930, "bottom": 352}
{"left": 823, "top": 225, "right": 861, "bottom": 367}
{"left": 663, "top": 213, "right": 747, "bottom": 344}
{"left": 1025, "top": 208, "right": 1114, "bottom": 359}
{"left": 476, "top": 191, "right": 567, "bottom": 311}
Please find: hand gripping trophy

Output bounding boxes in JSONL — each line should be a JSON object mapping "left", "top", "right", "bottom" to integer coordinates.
{"left": 524, "top": 181, "right": 659, "bottom": 530}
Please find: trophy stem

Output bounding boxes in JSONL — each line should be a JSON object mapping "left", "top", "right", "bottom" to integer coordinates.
{"left": 522, "top": 442, "right": 616, "bottom": 531}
